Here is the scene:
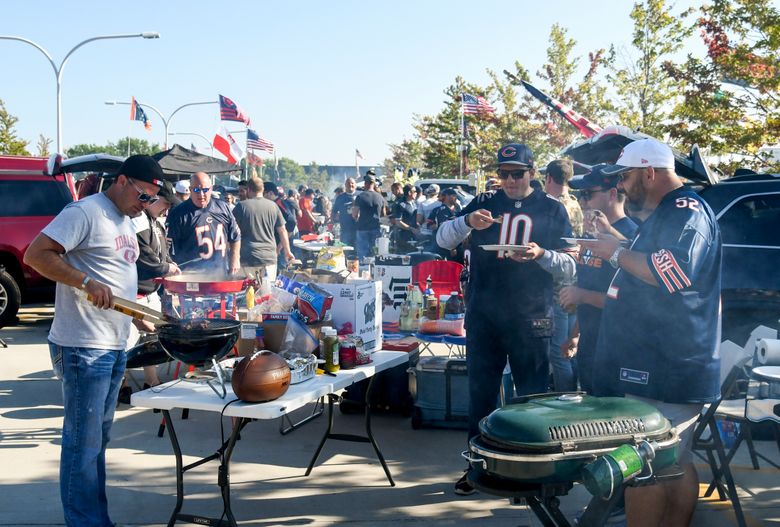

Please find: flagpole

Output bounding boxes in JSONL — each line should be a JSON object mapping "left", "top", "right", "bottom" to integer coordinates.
{"left": 459, "top": 97, "right": 465, "bottom": 178}
{"left": 355, "top": 149, "right": 359, "bottom": 179}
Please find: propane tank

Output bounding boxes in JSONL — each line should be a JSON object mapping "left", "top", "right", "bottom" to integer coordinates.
{"left": 581, "top": 441, "right": 656, "bottom": 499}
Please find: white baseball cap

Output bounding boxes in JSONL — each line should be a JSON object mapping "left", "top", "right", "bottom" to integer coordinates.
{"left": 174, "top": 180, "right": 190, "bottom": 193}
{"left": 602, "top": 138, "right": 675, "bottom": 175}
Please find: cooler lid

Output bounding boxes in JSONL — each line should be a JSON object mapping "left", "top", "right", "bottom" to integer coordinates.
{"left": 480, "top": 394, "right": 672, "bottom": 452}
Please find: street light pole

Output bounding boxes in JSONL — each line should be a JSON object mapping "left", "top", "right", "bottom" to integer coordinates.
{"left": 0, "top": 32, "right": 160, "bottom": 153}
{"left": 105, "top": 100, "right": 217, "bottom": 149}
{"left": 169, "top": 132, "right": 214, "bottom": 155}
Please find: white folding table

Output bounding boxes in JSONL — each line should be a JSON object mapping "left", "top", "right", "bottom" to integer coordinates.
{"left": 132, "top": 350, "right": 407, "bottom": 527}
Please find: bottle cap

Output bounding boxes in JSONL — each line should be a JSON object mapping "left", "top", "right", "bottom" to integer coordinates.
{"left": 450, "top": 291, "right": 458, "bottom": 296}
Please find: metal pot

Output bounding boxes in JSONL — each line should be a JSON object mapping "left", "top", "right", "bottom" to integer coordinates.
{"left": 157, "top": 274, "right": 251, "bottom": 295}
{"left": 157, "top": 318, "right": 241, "bottom": 368}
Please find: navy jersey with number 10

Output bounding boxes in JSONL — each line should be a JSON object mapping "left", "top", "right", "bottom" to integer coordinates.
{"left": 458, "top": 188, "right": 573, "bottom": 321}
{"left": 166, "top": 199, "right": 241, "bottom": 271}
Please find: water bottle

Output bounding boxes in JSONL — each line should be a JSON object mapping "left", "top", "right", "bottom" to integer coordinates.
{"left": 581, "top": 441, "right": 657, "bottom": 499}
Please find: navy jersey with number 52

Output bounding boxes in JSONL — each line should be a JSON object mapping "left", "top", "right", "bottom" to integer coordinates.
{"left": 166, "top": 199, "right": 241, "bottom": 271}
{"left": 458, "top": 189, "right": 573, "bottom": 320}
{"left": 594, "top": 187, "right": 722, "bottom": 404}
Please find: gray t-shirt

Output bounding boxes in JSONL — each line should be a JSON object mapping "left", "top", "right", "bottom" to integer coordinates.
{"left": 232, "top": 197, "right": 284, "bottom": 266}
{"left": 43, "top": 192, "right": 139, "bottom": 350}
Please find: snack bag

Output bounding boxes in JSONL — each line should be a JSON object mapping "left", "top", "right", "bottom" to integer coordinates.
{"left": 292, "top": 283, "right": 334, "bottom": 324}
{"left": 316, "top": 246, "right": 346, "bottom": 273}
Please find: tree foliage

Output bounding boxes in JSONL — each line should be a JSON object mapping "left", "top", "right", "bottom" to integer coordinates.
{"left": 608, "top": 0, "right": 694, "bottom": 138}
{"left": 0, "top": 99, "right": 30, "bottom": 156}
{"left": 66, "top": 138, "right": 161, "bottom": 158}
{"left": 664, "top": 0, "right": 780, "bottom": 172}
{"left": 36, "top": 134, "right": 53, "bottom": 157}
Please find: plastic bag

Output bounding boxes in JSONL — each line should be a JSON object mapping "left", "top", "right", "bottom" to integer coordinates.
{"left": 316, "top": 246, "right": 346, "bottom": 273}
{"left": 279, "top": 315, "right": 319, "bottom": 359}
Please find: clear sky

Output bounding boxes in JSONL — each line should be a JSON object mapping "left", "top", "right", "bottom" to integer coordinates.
{"left": 2, "top": 0, "right": 710, "bottom": 165}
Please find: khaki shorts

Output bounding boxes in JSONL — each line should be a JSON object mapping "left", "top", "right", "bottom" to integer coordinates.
{"left": 626, "top": 394, "right": 702, "bottom": 465}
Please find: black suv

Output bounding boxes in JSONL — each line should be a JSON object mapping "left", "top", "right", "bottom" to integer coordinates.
{"left": 563, "top": 127, "right": 780, "bottom": 342}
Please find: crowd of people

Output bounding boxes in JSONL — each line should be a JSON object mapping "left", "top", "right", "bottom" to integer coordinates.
{"left": 24, "top": 134, "right": 723, "bottom": 527}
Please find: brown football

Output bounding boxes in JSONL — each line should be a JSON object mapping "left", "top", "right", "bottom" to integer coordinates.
{"left": 231, "top": 351, "right": 291, "bottom": 403}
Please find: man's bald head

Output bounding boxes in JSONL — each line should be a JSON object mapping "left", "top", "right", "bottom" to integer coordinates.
{"left": 190, "top": 172, "right": 213, "bottom": 208}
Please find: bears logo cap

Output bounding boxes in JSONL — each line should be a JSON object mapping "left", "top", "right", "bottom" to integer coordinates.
{"left": 496, "top": 143, "right": 534, "bottom": 168}
{"left": 602, "top": 138, "right": 675, "bottom": 175}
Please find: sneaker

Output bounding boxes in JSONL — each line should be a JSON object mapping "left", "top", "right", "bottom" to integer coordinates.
{"left": 117, "top": 386, "right": 132, "bottom": 405}
{"left": 454, "top": 469, "right": 477, "bottom": 496}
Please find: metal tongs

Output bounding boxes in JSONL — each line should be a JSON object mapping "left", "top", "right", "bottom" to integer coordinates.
{"left": 87, "top": 294, "right": 172, "bottom": 326}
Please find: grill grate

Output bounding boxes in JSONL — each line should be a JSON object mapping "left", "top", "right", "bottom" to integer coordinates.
{"left": 549, "top": 418, "right": 646, "bottom": 441}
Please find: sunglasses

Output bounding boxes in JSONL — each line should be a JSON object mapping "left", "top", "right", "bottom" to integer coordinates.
{"left": 578, "top": 188, "right": 610, "bottom": 201}
{"left": 127, "top": 178, "right": 160, "bottom": 204}
{"left": 497, "top": 168, "right": 530, "bottom": 180}
{"left": 192, "top": 187, "right": 211, "bottom": 194}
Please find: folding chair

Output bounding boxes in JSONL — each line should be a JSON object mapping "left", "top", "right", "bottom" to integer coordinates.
{"left": 442, "top": 334, "right": 466, "bottom": 358}
{"left": 411, "top": 260, "right": 464, "bottom": 299}
{"left": 692, "top": 357, "right": 752, "bottom": 527}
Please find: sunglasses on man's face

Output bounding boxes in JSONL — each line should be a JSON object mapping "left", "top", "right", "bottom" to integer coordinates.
{"left": 578, "top": 188, "right": 610, "bottom": 201}
{"left": 128, "top": 178, "right": 160, "bottom": 204}
{"left": 192, "top": 187, "right": 211, "bottom": 194}
{"left": 496, "top": 168, "right": 530, "bottom": 180}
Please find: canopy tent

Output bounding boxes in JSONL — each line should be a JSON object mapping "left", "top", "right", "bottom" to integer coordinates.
{"left": 153, "top": 144, "right": 241, "bottom": 179}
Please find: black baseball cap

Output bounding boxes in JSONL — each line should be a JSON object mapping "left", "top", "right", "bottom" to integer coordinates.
{"left": 364, "top": 174, "right": 377, "bottom": 185}
{"left": 117, "top": 155, "right": 165, "bottom": 187}
{"left": 495, "top": 143, "right": 534, "bottom": 168}
{"left": 440, "top": 188, "right": 458, "bottom": 197}
{"left": 568, "top": 164, "right": 621, "bottom": 190}
{"left": 157, "top": 181, "right": 176, "bottom": 203}
{"left": 263, "top": 181, "right": 279, "bottom": 195}
{"left": 366, "top": 168, "right": 376, "bottom": 176}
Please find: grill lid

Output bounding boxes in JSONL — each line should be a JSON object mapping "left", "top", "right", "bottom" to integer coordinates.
{"left": 479, "top": 393, "right": 672, "bottom": 453}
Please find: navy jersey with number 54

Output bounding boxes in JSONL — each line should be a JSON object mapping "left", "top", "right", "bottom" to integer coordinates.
{"left": 458, "top": 188, "right": 573, "bottom": 320}
{"left": 166, "top": 199, "right": 241, "bottom": 271}
{"left": 594, "top": 187, "right": 722, "bottom": 404}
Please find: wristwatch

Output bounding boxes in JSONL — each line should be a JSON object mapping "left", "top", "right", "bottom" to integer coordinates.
{"left": 464, "top": 213, "right": 472, "bottom": 228}
{"left": 608, "top": 247, "right": 625, "bottom": 269}
{"left": 80, "top": 275, "right": 92, "bottom": 290}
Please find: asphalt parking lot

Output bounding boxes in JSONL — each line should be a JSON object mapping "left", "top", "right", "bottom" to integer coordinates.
{"left": 0, "top": 305, "right": 778, "bottom": 526}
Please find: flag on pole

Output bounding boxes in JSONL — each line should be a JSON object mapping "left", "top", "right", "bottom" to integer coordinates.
{"left": 130, "top": 97, "right": 151, "bottom": 131}
{"left": 246, "top": 151, "right": 264, "bottom": 167}
{"left": 355, "top": 148, "right": 364, "bottom": 160}
{"left": 461, "top": 93, "right": 495, "bottom": 115}
{"left": 246, "top": 129, "right": 275, "bottom": 153}
{"left": 218, "top": 94, "right": 251, "bottom": 126}
{"left": 213, "top": 126, "right": 244, "bottom": 164}
{"left": 520, "top": 80, "right": 602, "bottom": 138}
{"left": 190, "top": 142, "right": 198, "bottom": 153}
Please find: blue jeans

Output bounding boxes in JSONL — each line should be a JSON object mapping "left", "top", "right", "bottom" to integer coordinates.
{"left": 49, "top": 342, "right": 126, "bottom": 527}
{"left": 356, "top": 229, "right": 380, "bottom": 261}
{"left": 550, "top": 303, "right": 577, "bottom": 391}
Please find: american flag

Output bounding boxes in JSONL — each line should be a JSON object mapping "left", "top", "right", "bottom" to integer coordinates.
{"left": 130, "top": 97, "right": 151, "bottom": 131}
{"left": 247, "top": 129, "right": 274, "bottom": 153}
{"left": 462, "top": 93, "right": 495, "bottom": 115}
{"left": 219, "top": 94, "right": 251, "bottom": 126}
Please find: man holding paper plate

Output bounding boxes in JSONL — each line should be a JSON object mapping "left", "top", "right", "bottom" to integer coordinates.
{"left": 437, "top": 142, "right": 577, "bottom": 495}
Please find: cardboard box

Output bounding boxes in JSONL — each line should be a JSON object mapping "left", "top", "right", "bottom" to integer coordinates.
{"left": 372, "top": 265, "right": 413, "bottom": 326}
{"left": 319, "top": 280, "right": 383, "bottom": 352}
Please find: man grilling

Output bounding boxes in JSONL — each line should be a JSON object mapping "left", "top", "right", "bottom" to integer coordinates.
{"left": 166, "top": 171, "right": 241, "bottom": 275}
{"left": 24, "top": 155, "right": 163, "bottom": 526}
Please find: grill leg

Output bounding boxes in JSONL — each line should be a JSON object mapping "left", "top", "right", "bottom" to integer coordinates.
{"left": 526, "top": 496, "right": 571, "bottom": 527}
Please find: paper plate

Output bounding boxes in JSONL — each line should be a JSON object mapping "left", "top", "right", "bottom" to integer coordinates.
{"left": 480, "top": 244, "right": 531, "bottom": 252}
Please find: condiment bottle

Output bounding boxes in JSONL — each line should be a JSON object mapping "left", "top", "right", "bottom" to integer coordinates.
{"left": 322, "top": 328, "right": 340, "bottom": 373}
{"left": 444, "top": 291, "right": 465, "bottom": 320}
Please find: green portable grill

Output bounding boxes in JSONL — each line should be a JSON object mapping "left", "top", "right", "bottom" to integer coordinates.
{"left": 462, "top": 393, "right": 680, "bottom": 526}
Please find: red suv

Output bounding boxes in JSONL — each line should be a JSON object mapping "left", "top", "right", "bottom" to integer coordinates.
{"left": 0, "top": 154, "right": 122, "bottom": 325}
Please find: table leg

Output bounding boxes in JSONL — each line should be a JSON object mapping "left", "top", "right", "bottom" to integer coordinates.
{"left": 304, "top": 377, "right": 395, "bottom": 486}
{"left": 279, "top": 397, "right": 325, "bottom": 435}
{"left": 162, "top": 409, "right": 247, "bottom": 527}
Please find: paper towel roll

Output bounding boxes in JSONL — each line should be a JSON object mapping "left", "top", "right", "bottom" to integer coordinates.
{"left": 757, "top": 338, "right": 780, "bottom": 365}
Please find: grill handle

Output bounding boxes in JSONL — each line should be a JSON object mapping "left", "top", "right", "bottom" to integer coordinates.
{"left": 460, "top": 450, "right": 486, "bottom": 470}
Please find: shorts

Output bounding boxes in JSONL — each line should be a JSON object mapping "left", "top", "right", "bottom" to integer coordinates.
{"left": 626, "top": 394, "right": 702, "bottom": 465}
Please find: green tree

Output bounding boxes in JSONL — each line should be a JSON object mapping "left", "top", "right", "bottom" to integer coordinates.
{"left": 271, "top": 157, "right": 307, "bottom": 190}
{"left": 36, "top": 134, "right": 53, "bottom": 157}
{"left": 608, "top": 0, "right": 693, "bottom": 138}
{"left": 664, "top": 0, "right": 780, "bottom": 173}
{"left": 0, "top": 99, "right": 30, "bottom": 155}
{"left": 66, "top": 137, "right": 161, "bottom": 158}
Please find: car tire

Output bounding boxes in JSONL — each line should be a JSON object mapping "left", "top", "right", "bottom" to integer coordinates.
{"left": 0, "top": 268, "right": 21, "bottom": 327}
